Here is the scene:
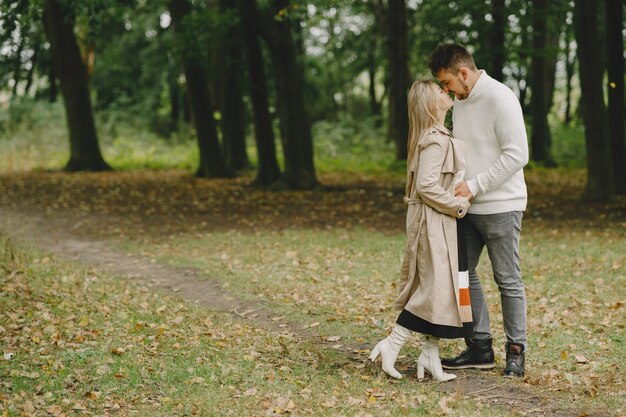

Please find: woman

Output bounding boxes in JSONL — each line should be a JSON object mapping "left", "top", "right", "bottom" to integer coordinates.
{"left": 369, "top": 80, "right": 472, "bottom": 382}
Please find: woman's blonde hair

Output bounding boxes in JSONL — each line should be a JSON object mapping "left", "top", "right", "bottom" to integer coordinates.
{"left": 406, "top": 80, "right": 441, "bottom": 164}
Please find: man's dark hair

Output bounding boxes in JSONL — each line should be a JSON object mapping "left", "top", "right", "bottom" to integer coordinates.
{"left": 429, "top": 43, "right": 477, "bottom": 76}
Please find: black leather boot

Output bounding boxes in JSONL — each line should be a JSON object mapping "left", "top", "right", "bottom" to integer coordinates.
{"left": 503, "top": 342, "right": 525, "bottom": 377}
{"left": 441, "top": 338, "right": 496, "bottom": 370}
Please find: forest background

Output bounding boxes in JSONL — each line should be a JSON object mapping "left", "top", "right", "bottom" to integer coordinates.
{"left": 0, "top": 0, "right": 625, "bottom": 416}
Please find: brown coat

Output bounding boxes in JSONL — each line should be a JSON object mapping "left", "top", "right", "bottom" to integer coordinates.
{"left": 394, "top": 125, "right": 469, "bottom": 328}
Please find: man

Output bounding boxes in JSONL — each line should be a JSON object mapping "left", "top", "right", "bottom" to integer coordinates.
{"left": 429, "top": 43, "right": 529, "bottom": 377}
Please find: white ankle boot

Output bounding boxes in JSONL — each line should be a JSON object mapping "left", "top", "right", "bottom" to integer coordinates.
{"left": 369, "top": 324, "right": 411, "bottom": 379}
{"left": 417, "top": 336, "right": 457, "bottom": 382}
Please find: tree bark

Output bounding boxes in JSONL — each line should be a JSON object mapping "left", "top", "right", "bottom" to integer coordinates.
{"left": 169, "top": 0, "right": 232, "bottom": 178}
{"left": 236, "top": 0, "right": 281, "bottom": 186}
{"left": 490, "top": 0, "right": 506, "bottom": 81}
{"left": 42, "top": 0, "right": 110, "bottom": 171}
{"left": 529, "top": 0, "right": 556, "bottom": 165}
{"left": 605, "top": 0, "right": 625, "bottom": 194}
{"left": 387, "top": 0, "right": 409, "bottom": 161}
{"left": 563, "top": 25, "right": 576, "bottom": 125}
{"left": 257, "top": 0, "right": 317, "bottom": 190}
{"left": 573, "top": 0, "right": 614, "bottom": 201}
{"left": 219, "top": 0, "right": 249, "bottom": 171}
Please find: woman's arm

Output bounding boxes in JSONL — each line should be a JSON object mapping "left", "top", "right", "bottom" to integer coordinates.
{"left": 415, "top": 135, "right": 469, "bottom": 218}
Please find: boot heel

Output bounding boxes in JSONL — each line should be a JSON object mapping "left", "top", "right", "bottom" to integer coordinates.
{"left": 368, "top": 346, "right": 380, "bottom": 362}
{"left": 417, "top": 364, "right": 425, "bottom": 380}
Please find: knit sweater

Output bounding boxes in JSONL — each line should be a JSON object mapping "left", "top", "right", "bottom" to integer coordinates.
{"left": 452, "top": 71, "right": 529, "bottom": 214}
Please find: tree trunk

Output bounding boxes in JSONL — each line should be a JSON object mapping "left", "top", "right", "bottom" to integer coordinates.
{"left": 167, "top": 71, "right": 181, "bottom": 133}
{"left": 219, "top": 0, "right": 249, "bottom": 171}
{"left": 529, "top": 0, "right": 556, "bottom": 166}
{"left": 605, "top": 0, "right": 625, "bottom": 194}
{"left": 236, "top": 0, "right": 281, "bottom": 186}
{"left": 48, "top": 63, "right": 58, "bottom": 103}
{"left": 563, "top": 25, "right": 576, "bottom": 125}
{"left": 42, "top": 0, "right": 110, "bottom": 171}
{"left": 257, "top": 0, "right": 317, "bottom": 190}
{"left": 168, "top": 0, "right": 232, "bottom": 178}
{"left": 368, "top": 51, "right": 382, "bottom": 120}
{"left": 387, "top": 0, "right": 409, "bottom": 160}
{"left": 573, "top": 0, "right": 614, "bottom": 201}
{"left": 490, "top": 0, "right": 506, "bottom": 81}
{"left": 24, "top": 44, "right": 39, "bottom": 96}
{"left": 11, "top": 37, "right": 24, "bottom": 97}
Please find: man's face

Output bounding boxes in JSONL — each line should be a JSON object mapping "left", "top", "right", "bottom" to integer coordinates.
{"left": 435, "top": 68, "right": 470, "bottom": 100}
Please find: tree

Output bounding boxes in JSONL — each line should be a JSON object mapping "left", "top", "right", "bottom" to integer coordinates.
{"left": 605, "top": 0, "right": 625, "bottom": 194}
{"left": 168, "top": 0, "right": 232, "bottom": 178}
{"left": 42, "top": 0, "right": 110, "bottom": 171}
{"left": 562, "top": 20, "right": 576, "bottom": 125}
{"left": 489, "top": 0, "right": 506, "bottom": 81}
{"left": 386, "top": 0, "right": 409, "bottom": 161}
{"left": 256, "top": 0, "right": 317, "bottom": 189}
{"left": 529, "top": 0, "right": 559, "bottom": 166}
{"left": 236, "top": 0, "right": 281, "bottom": 186}
{"left": 573, "top": 0, "right": 614, "bottom": 201}
{"left": 218, "top": 0, "right": 248, "bottom": 171}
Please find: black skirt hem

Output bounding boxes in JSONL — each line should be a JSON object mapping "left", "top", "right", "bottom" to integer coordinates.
{"left": 396, "top": 309, "right": 473, "bottom": 339}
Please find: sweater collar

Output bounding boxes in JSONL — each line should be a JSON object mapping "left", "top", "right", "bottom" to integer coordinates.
{"left": 466, "top": 70, "right": 491, "bottom": 101}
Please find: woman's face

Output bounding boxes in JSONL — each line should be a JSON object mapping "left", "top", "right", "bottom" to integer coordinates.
{"left": 437, "top": 87, "right": 454, "bottom": 113}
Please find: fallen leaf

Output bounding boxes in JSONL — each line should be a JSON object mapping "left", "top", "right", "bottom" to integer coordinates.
{"left": 575, "top": 354, "right": 589, "bottom": 364}
{"left": 111, "top": 347, "right": 125, "bottom": 355}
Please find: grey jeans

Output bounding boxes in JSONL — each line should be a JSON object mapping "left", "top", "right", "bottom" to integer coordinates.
{"left": 464, "top": 211, "right": 526, "bottom": 348}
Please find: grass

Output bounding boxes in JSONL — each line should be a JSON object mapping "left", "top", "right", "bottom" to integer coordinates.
{"left": 0, "top": 238, "right": 518, "bottom": 417}
{"left": 119, "top": 221, "right": 626, "bottom": 413}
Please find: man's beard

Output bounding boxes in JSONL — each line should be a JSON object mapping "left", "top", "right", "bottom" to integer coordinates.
{"left": 456, "top": 78, "right": 471, "bottom": 100}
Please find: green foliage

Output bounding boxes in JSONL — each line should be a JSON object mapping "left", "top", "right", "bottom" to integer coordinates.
{"left": 550, "top": 121, "right": 586, "bottom": 168}
{"left": 312, "top": 115, "right": 400, "bottom": 174}
{"left": 0, "top": 98, "right": 199, "bottom": 171}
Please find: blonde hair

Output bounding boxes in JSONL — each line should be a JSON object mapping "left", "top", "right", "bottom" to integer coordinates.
{"left": 406, "top": 80, "right": 441, "bottom": 164}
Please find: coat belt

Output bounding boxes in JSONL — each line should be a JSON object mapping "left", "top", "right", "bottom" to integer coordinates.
{"left": 403, "top": 196, "right": 423, "bottom": 205}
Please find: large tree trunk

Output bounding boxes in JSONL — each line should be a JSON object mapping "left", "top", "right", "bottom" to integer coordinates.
{"left": 387, "top": 0, "right": 409, "bottom": 161}
{"left": 42, "top": 0, "right": 110, "bottom": 171}
{"left": 605, "top": 0, "right": 625, "bottom": 194}
{"left": 219, "top": 0, "right": 249, "bottom": 171}
{"left": 236, "top": 0, "right": 281, "bottom": 186}
{"left": 490, "top": 0, "right": 506, "bottom": 81}
{"left": 529, "top": 0, "right": 557, "bottom": 166}
{"left": 574, "top": 0, "right": 614, "bottom": 201}
{"left": 257, "top": 0, "right": 317, "bottom": 190}
{"left": 169, "top": 0, "right": 232, "bottom": 178}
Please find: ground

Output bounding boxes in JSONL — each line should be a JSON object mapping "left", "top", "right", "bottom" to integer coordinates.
{"left": 1, "top": 168, "right": 624, "bottom": 416}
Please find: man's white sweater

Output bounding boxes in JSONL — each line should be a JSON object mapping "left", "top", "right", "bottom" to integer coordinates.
{"left": 452, "top": 71, "right": 529, "bottom": 214}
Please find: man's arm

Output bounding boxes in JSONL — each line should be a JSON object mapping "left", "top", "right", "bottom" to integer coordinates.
{"left": 462, "top": 95, "right": 529, "bottom": 198}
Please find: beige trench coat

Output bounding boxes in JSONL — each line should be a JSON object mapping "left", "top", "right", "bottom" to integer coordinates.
{"left": 393, "top": 125, "right": 468, "bottom": 328}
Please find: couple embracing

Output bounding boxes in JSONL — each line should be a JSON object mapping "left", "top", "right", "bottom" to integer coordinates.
{"left": 369, "top": 44, "right": 529, "bottom": 381}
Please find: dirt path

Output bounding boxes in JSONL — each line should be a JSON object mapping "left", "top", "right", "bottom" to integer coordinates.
{"left": 0, "top": 206, "right": 612, "bottom": 417}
